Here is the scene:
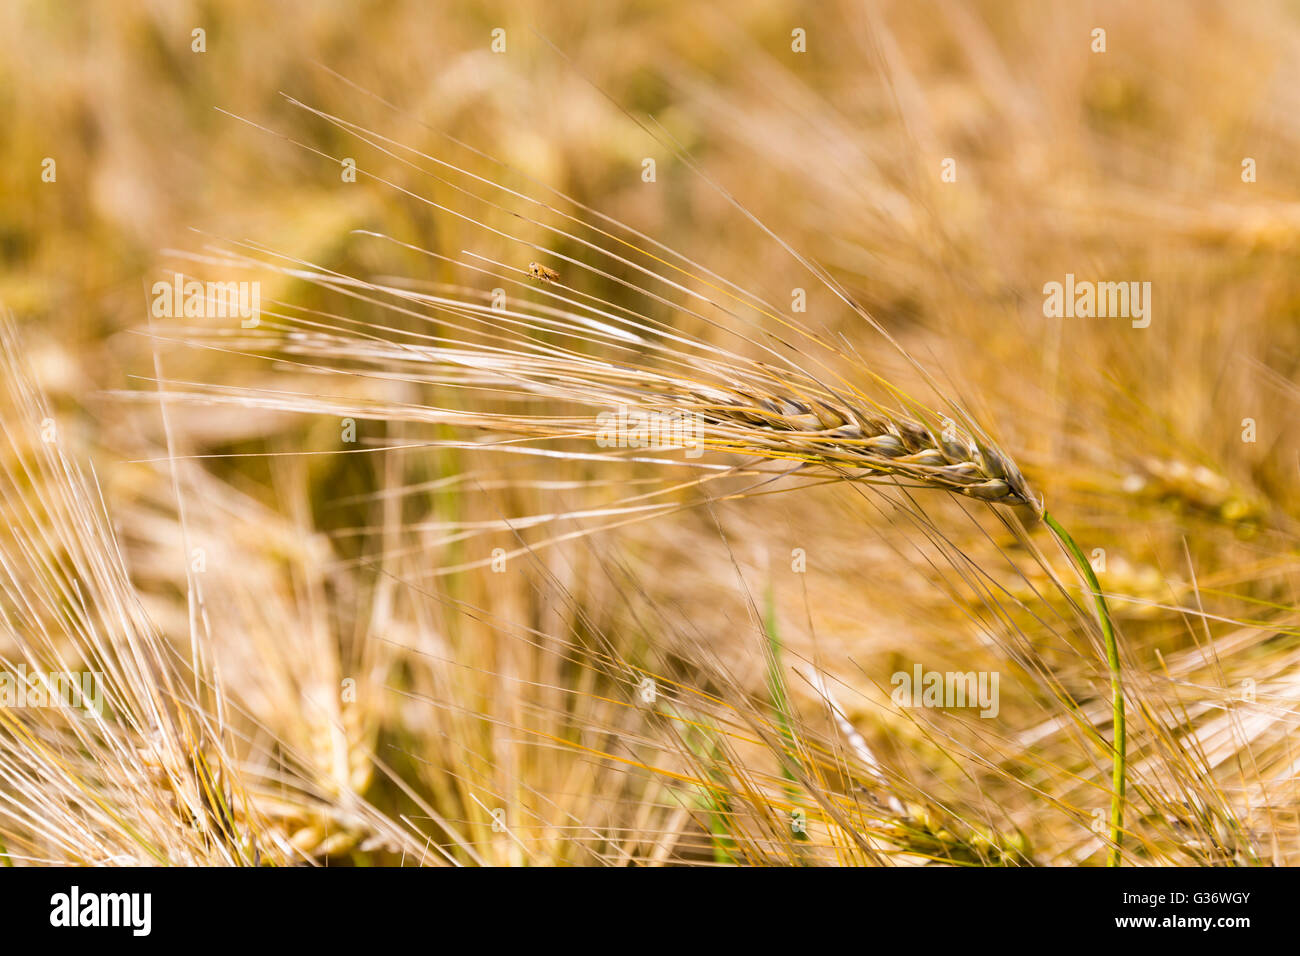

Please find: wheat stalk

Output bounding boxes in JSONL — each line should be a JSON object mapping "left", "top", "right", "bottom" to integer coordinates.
{"left": 139, "top": 86, "right": 1131, "bottom": 861}
{"left": 143, "top": 249, "right": 1128, "bottom": 862}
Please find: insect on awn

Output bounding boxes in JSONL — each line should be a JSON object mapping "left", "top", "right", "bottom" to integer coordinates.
{"left": 527, "top": 261, "right": 560, "bottom": 283}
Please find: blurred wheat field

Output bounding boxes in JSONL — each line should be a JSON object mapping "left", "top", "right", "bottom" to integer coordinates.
{"left": 1, "top": 0, "right": 1297, "bottom": 867}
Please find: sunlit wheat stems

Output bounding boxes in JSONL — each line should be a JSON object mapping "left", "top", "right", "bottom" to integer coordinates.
{"left": 157, "top": 93, "right": 1140, "bottom": 863}
{"left": 151, "top": 252, "right": 1130, "bottom": 861}
{"left": 1044, "top": 512, "right": 1125, "bottom": 867}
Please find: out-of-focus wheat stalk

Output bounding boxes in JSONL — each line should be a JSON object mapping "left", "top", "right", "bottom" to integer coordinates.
{"left": 0, "top": 313, "right": 428, "bottom": 865}
{"left": 0, "top": 314, "right": 266, "bottom": 864}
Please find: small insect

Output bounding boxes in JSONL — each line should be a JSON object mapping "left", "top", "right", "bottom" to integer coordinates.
{"left": 527, "top": 261, "right": 560, "bottom": 283}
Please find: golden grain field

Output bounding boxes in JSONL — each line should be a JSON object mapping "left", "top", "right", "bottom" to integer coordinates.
{"left": 1, "top": 0, "right": 1297, "bottom": 868}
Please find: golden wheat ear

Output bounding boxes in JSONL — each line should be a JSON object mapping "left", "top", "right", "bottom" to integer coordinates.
{"left": 682, "top": 382, "right": 1037, "bottom": 506}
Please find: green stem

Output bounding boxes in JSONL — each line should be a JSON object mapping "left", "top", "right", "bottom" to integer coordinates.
{"left": 1043, "top": 511, "right": 1126, "bottom": 867}
{"left": 764, "top": 588, "right": 809, "bottom": 846}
